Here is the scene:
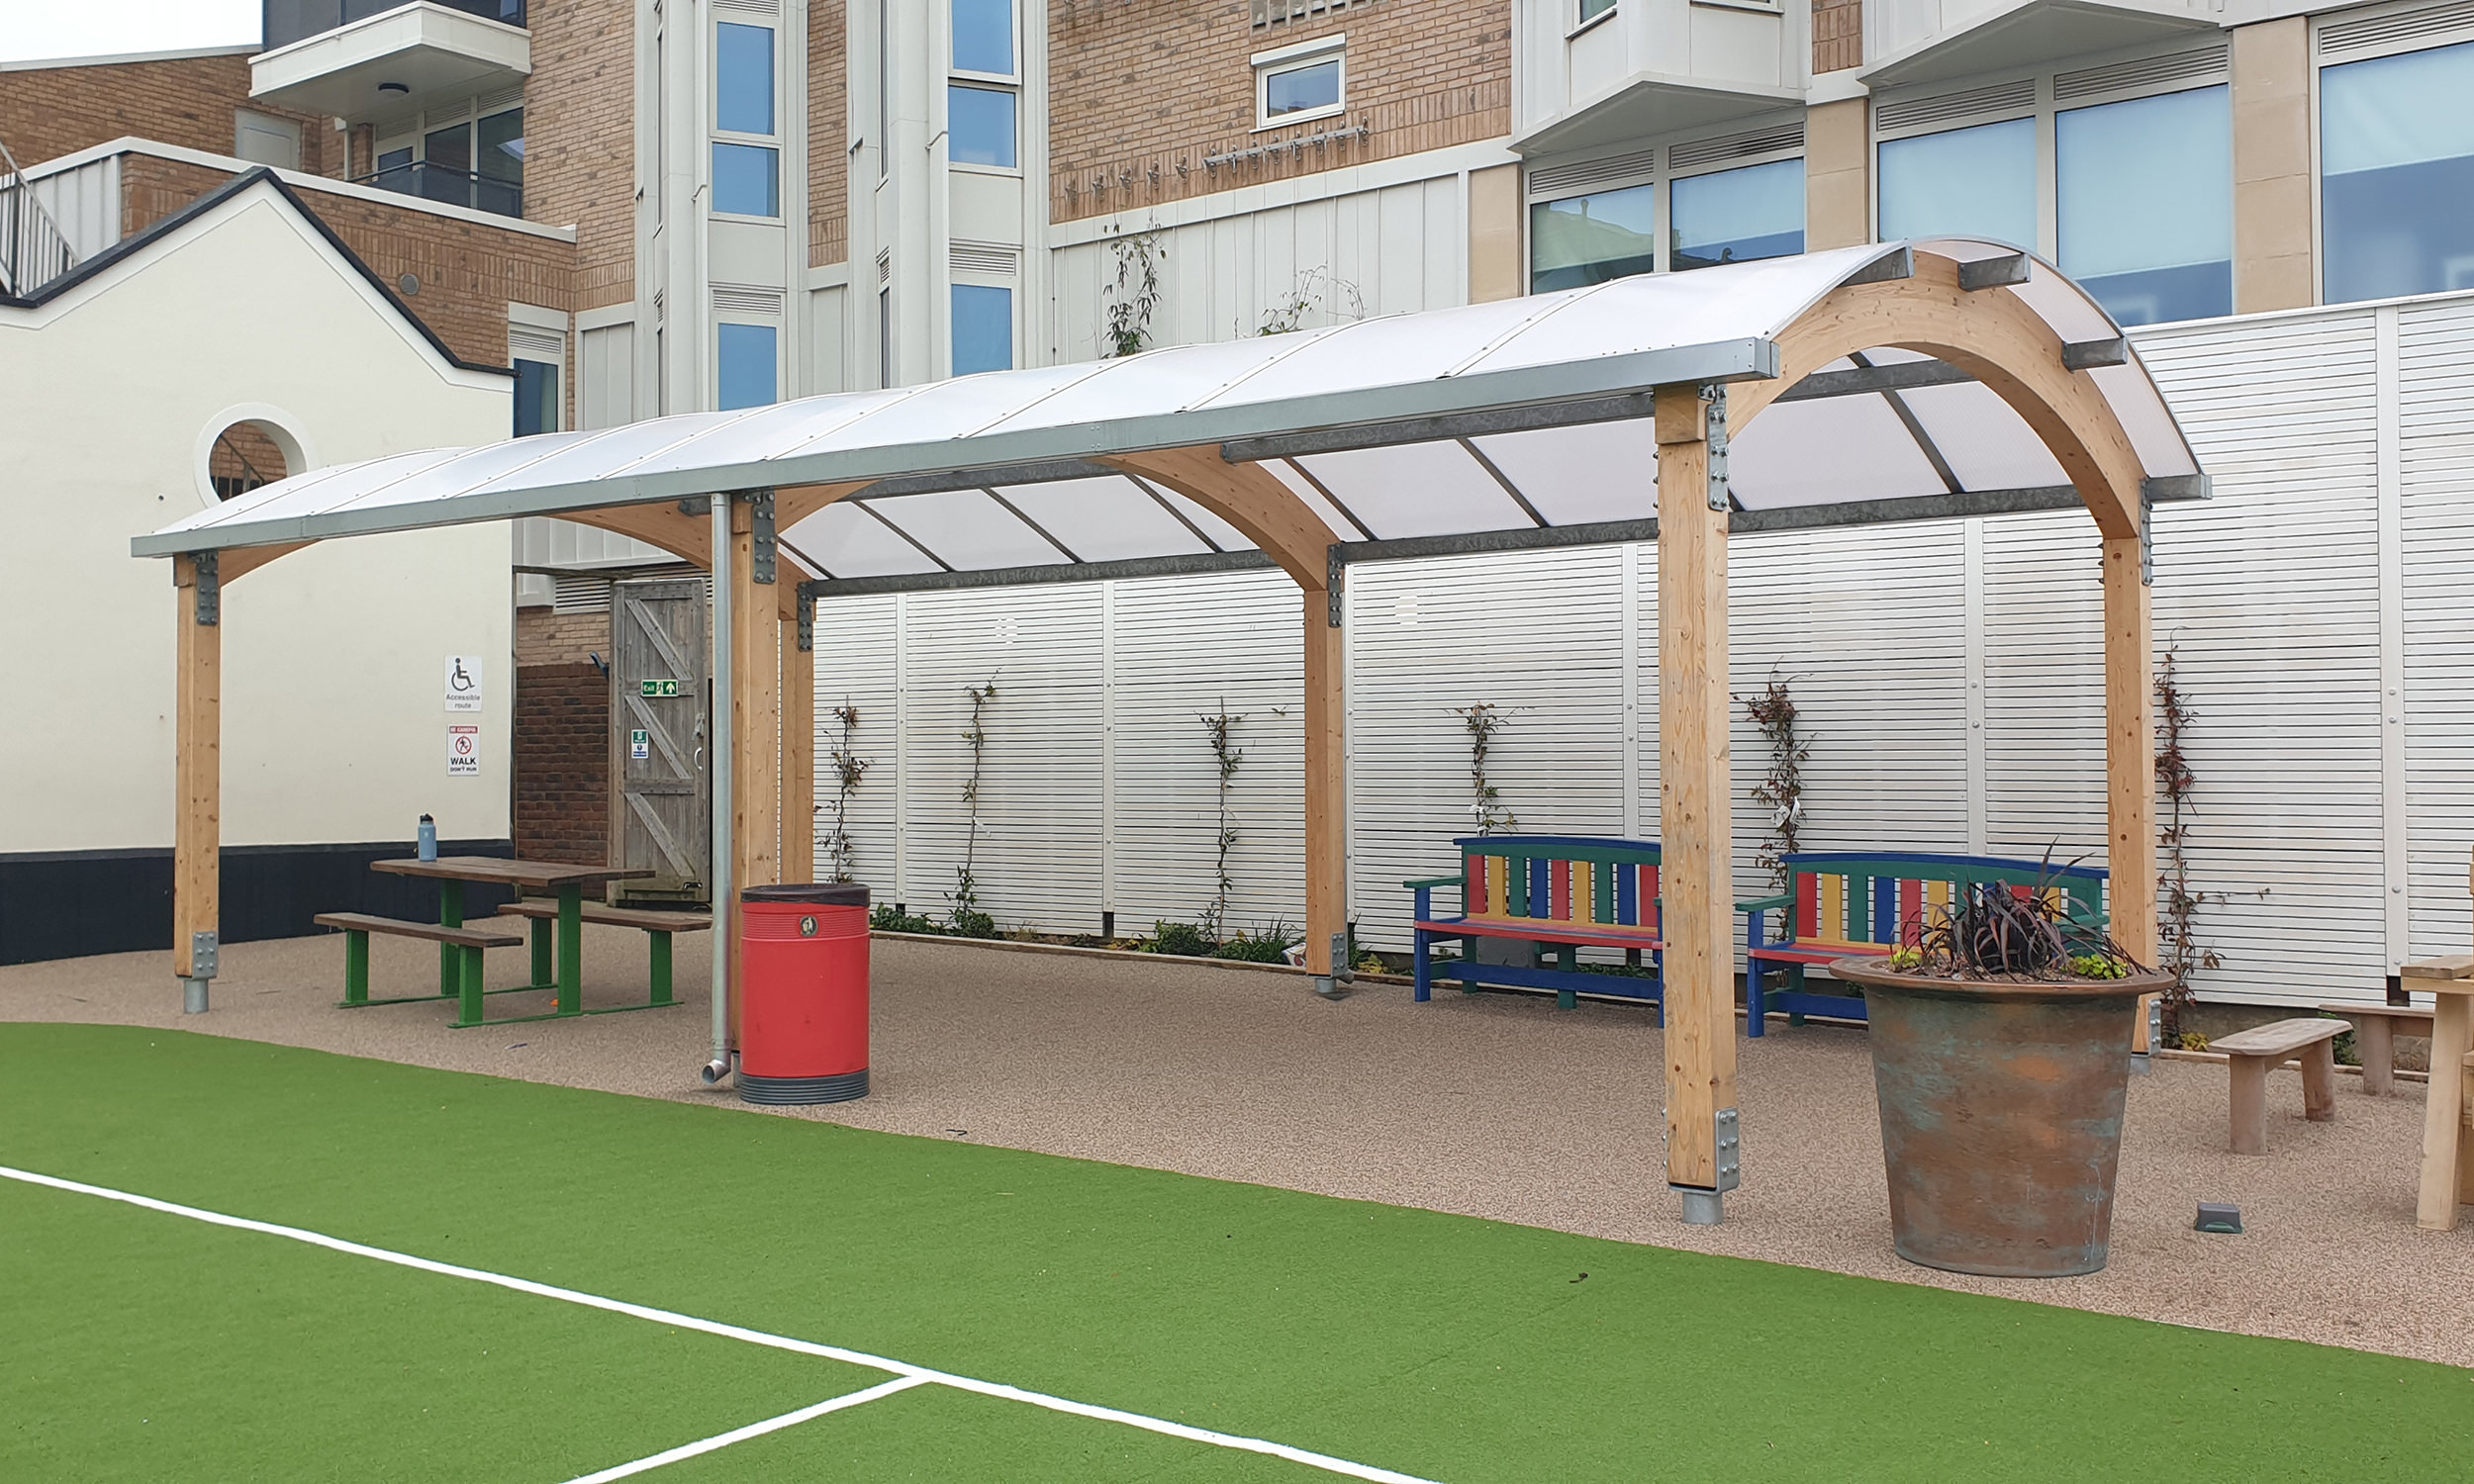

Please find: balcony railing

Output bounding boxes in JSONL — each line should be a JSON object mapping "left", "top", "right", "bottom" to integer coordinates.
{"left": 0, "top": 136, "right": 77, "bottom": 299}
{"left": 355, "top": 159, "right": 523, "bottom": 219}
{"left": 264, "top": 0, "right": 526, "bottom": 54}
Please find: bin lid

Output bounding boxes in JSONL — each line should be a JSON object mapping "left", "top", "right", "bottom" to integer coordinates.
{"left": 742, "top": 882, "right": 871, "bottom": 907}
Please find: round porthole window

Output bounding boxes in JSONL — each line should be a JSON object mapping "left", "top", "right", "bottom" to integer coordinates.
{"left": 205, "top": 419, "right": 294, "bottom": 502}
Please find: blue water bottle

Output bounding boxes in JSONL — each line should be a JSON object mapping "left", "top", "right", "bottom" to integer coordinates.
{"left": 417, "top": 813, "right": 438, "bottom": 862}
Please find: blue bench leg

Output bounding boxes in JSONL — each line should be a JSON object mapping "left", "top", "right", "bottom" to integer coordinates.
{"left": 1747, "top": 962, "right": 1768, "bottom": 1038}
{"left": 1412, "top": 927, "right": 1432, "bottom": 1003}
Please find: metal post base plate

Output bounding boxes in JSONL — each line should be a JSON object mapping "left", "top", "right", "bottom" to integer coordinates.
{"left": 1312, "top": 975, "right": 1346, "bottom": 1000}
{"left": 1676, "top": 1188, "right": 1725, "bottom": 1226}
{"left": 181, "top": 977, "right": 210, "bottom": 1015}
{"left": 2128, "top": 1052, "right": 2152, "bottom": 1076}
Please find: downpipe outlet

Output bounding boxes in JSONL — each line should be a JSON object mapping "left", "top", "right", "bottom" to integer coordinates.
{"left": 700, "top": 1057, "right": 732, "bottom": 1086}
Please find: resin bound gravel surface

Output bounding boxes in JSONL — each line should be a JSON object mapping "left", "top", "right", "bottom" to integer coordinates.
{"left": 5, "top": 929, "right": 2467, "bottom": 1367}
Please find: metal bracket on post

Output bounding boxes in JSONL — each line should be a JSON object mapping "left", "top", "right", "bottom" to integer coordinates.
{"left": 796, "top": 587, "right": 815, "bottom": 653}
{"left": 1313, "top": 930, "right": 1356, "bottom": 1001}
{"left": 2131, "top": 996, "right": 2162, "bottom": 1074}
{"left": 1701, "top": 384, "right": 1730, "bottom": 512}
{"left": 2139, "top": 501, "right": 2153, "bottom": 587}
{"left": 1325, "top": 545, "right": 1345, "bottom": 628}
{"left": 1671, "top": 1106, "right": 1742, "bottom": 1224}
{"left": 193, "top": 551, "right": 220, "bottom": 626}
{"left": 677, "top": 496, "right": 712, "bottom": 517}
{"left": 746, "top": 491, "right": 777, "bottom": 585}
{"left": 183, "top": 930, "right": 219, "bottom": 1014}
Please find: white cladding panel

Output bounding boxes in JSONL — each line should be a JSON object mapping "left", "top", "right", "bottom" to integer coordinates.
{"left": 2401, "top": 298, "right": 2474, "bottom": 965}
{"left": 808, "top": 595, "right": 903, "bottom": 890}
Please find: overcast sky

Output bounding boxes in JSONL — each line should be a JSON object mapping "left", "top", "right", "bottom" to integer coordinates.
{"left": 2, "top": 2, "right": 260, "bottom": 65}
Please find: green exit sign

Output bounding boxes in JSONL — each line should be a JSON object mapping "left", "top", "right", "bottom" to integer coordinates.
{"left": 638, "top": 679, "right": 681, "bottom": 697}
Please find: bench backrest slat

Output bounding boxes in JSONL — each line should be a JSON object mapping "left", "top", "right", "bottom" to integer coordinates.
{"left": 1779, "top": 851, "right": 2107, "bottom": 946}
{"left": 1455, "top": 834, "right": 1661, "bottom": 933}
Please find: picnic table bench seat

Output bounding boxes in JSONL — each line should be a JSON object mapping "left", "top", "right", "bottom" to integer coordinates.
{"left": 2214, "top": 1017, "right": 2349, "bottom": 1154}
{"left": 315, "top": 912, "right": 523, "bottom": 1015}
{"left": 1739, "top": 852, "right": 2110, "bottom": 1036}
{"left": 496, "top": 898, "right": 710, "bottom": 1007}
{"left": 1405, "top": 835, "right": 1665, "bottom": 1015}
{"left": 2318, "top": 1002, "right": 2435, "bottom": 1095}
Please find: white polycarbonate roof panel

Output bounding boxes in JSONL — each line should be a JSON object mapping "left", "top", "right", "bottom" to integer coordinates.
{"left": 993, "top": 477, "right": 1216, "bottom": 562}
{"left": 792, "top": 500, "right": 944, "bottom": 578}
{"left": 1729, "top": 396, "right": 1952, "bottom": 508}
{"left": 141, "top": 241, "right": 2205, "bottom": 562}
{"left": 1151, "top": 488, "right": 1252, "bottom": 551}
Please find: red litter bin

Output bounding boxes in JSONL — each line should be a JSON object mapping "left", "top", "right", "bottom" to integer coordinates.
{"left": 737, "top": 882, "right": 871, "bottom": 1105}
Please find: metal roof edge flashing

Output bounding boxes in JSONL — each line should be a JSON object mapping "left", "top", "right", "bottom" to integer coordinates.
{"left": 2143, "top": 473, "right": 2211, "bottom": 504}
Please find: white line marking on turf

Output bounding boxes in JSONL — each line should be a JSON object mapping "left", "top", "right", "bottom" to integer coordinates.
{"left": 0, "top": 1164, "right": 1443, "bottom": 1484}
{"left": 561, "top": 1376, "right": 930, "bottom": 1482}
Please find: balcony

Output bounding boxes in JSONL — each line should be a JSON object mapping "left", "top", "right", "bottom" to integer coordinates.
{"left": 1512, "top": 0, "right": 1806, "bottom": 157}
{"left": 252, "top": 2, "right": 530, "bottom": 122}
{"left": 355, "top": 159, "right": 522, "bottom": 218}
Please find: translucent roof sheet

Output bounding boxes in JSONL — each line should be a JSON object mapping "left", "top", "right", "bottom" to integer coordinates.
{"left": 141, "top": 240, "right": 2205, "bottom": 576}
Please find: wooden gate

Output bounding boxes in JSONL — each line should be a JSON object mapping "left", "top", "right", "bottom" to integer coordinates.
{"left": 610, "top": 577, "right": 710, "bottom": 902}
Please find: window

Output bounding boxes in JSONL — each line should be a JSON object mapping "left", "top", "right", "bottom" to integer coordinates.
{"left": 2322, "top": 39, "right": 2474, "bottom": 304}
{"left": 717, "top": 23, "right": 775, "bottom": 134}
{"left": 1670, "top": 157, "right": 1804, "bottom": 271}
{"left": 713, "top": 141, "right": 780, "bottom": 216}
{"left": 2057, "top": 86, "right": 2230, "bottom": 325}
{"left": 951, "top": 285, "right": 1012, "bottom": 375}
{"left": 1878, "top": 117, "right": 2036, "bottom": 247}
{"left": 878, "top": 0, "right": 893, "bottom": 180}
{"left": 514, "top": 359, "right": 560, "bottom": 436}
{"left": 360, "top": 100, "right": 523, "bottom": 217}
{"left": 1576, "top": 0, "right": 1617, "bottom": 25}
{"left": 1529, "top": 181, "right": 1658, "bottom": 292}
{"left": 713, "top": 21, "right": 779, "bottom": 217}
{"left": 949, "top": 84, "right": 1017, "bottom": 167}
{"left": 879, "top": 288, "right": 895, "bottom": 388}
{"left": 952, "top": 0, "right": 1013, "bottom": 75}
{"left": 1255, "top": 36, "right": 1345, "bottom": 127}
{"left": 475, "top": 107, "right": 524, "bottom": 217}
{"left": 717, "top": 324, "right": 778, "bottom": 410}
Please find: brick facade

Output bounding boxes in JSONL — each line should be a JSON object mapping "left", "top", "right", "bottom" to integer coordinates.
{"left": 1812, "top": 0, "right": 1862, "bottom": 74}
{"left": 1047, "top": 0, "right": 1510, "bottom": 225}
{"left": 526, "top": 0, "right": 638, "bottom": 311}
{"left": 514, "top": 663, "right": 612, "bottom": 866}
{"left": 810, "top": 0, "right": 850, "bottom": 267}
{"left": 517, "top": 607, "right": 615, "bottom": 666}
{"left": 0, "top": 51, "right": 339, "bottom": 175}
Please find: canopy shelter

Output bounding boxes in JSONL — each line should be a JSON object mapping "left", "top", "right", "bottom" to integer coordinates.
{"left": 139, "top": 238, "right": 2203, "bottom": 1221}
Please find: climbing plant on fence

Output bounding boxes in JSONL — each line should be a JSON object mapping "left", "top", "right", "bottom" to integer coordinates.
{"left": 1451, "top": 703, "right": 1518, "bottom": 834}
{"left": 948, "top": 677, "right": 999, "bottom": 937}
{"left": 1197, "top": 699, "right": 1245, "bottom": 942}
{"left": 2154, "top": 646, "right": 2261, "bottom": 1041}
{"left": 1744, "top": 676, "right": 1810, "bottom": 893}
{"left": 1102, "top": 220, "right": 1166, "bottom": 357}
{"left": 823, "top": 698, "right": 869, "bottom": 883}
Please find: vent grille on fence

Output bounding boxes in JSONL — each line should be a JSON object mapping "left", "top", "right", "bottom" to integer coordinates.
{"left": 1527, "top": 147, "right": 1659, "bottom": 199}
{"left": 651, "top": 288, "right": 664, "bottom": 326}
{"left": 508, "top": 324, "right": 564, "bottom": 361}
{"left": 550, "top": 567, "right": 706, "bottom": 613}
{"left": 1873, "top": 77, "right": 2037, "bottom": 132}
{"left": 712, "top": 283, "right": 786, "bottom": 317}
{"left": 2318, "top": 0, "right": 2474, "bottom": 54}
{"left": 1669, "top": 121, "right": 1805, "bottom": 172}
{"left": 1252, "top": 0, "right": 1350, "bottom": 27}
{"left": 2053, "top": 45, "right": 2229, "bottom": 102}
{"left": 949, "top": 239, "right": 1020, "bottom": 275}
{"left": 714, "top": 0, "right": 780, "bottom": 14}
{"left": 876, "top": 249, "right": 892, "bottom": 286}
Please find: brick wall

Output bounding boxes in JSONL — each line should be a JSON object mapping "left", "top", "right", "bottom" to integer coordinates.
{"left": 0, "top": 52, "right": 339, "bottom": 174}
{"left": 518, "top": 607, "right": 615, "bottom": 666}
{"left": 119, "top": 153, "right": 577, "bottom": 369}
{"left": 1813, "top": 0, "right": 1862, "bottom": 74}
{"left": 1047, "top": 0, "right": 1509, "bottom": 225}
{"left": 515, "top": 663, "right": 612, "bottom": 866}
{"left": 527, "top": 0, "right": 637, "bottom": 311}
{"left": 810, "top": 0, "right": 849, "bottom": 267}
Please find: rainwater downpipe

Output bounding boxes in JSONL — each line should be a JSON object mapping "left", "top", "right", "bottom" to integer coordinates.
{"left": 701, "top": 495, "right": 736, "bottom": 1085}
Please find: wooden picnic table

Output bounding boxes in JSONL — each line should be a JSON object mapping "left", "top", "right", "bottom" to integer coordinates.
{"left": 2403, "top": 950, "right": 2474, "bottom": 1231}
{"left": 372, "top": 857, "right": 650, "bottom": 1022}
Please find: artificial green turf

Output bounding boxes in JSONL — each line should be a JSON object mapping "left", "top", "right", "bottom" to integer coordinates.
{"left": 2, "top": 1023, "right": 2468, "bottom": 1482}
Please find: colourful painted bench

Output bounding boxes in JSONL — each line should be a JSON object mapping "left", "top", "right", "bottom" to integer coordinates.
{"left": 1738, "top": 852, "right": 2108, "bottom": 1036}
{"left": 1404, "top": 835, "right": 1665, "bottom": 1014}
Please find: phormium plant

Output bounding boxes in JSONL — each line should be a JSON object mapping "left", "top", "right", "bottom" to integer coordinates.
{"left": 1887, "top": 854, "right": 2145, "bottom": 982}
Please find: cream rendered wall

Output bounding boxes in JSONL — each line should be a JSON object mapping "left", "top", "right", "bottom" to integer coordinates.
{"left": 0, "top": 189, "right": 514, "bottom": 854}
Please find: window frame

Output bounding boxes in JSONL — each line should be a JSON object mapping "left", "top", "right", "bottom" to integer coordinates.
{"left": 944, "top": 0, "right": 1022, "bottom": 175}
{"left": 710, "top": 16, "right": 781, "bottom": 220}
{"left": 1254, "top": 33, "right": 1347, "bottom": 131}
{"left": 369, "top": 96, "right": 524, "bottom": 216}
{"left": 715, "top": 321, "right": 782, "bottom": 411}
{"left": 2309, "top": 9, "right": 2474, "bottom": 307}
{"left": 949, "top": 280, "right": 1015, "bottom": 377}
{"left": 1524, "top": 119, "right": 1804, "bottom": 287}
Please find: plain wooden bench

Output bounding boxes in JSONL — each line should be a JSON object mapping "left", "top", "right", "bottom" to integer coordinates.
{"left": 1405, "top": 835, "right": 1665, "bottom": 1015}
{"left": 496, "top": 898, "right": 710, "bottom": 1007}
{"left": 2214, "top": 1017, "right": 2350, "bottom": 1155}
{"left": 1738, "top": 852, "right": 2109, "bottom": 1035}
{"left": 2317, "top": 1002, "right": 2435, "bottom": 1095}
{"left": 317, "top": 912, "right": 523, "bottom": 1026}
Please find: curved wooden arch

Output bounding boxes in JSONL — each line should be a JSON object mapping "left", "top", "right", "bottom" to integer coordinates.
{"left": 1737, "top": 253, "right": 2146, "bottom": 539}
{"left": 1098, "top": 446, "right": 1337, "bottom": 590}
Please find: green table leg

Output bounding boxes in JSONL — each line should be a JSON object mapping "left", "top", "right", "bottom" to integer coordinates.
{"left": 530, "top": 916, "right": 554, "bottom": 989}
{"left": 343, "top": 930, "right": 370, "bottom": 1006}
{"left": 453, "top": 944, "right": 486, "bottom": 1028}
{"left": 438, "top": 880, "right": 465, "bottom": 999}
{"left": 557, "top": 885, "right": 583, "bottom": 1016}
{"left": 648, "top": 931, "right": 673, "bottom": 1006}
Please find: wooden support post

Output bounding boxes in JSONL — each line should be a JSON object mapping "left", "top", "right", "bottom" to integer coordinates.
{"left": 1655, "top": 385, "right": 1739, "bottom": 1217}
{"left": 781, "top": 604, "right": 816, "bottom": 885}
{"left": 173, "top": 556, "right": 221, "bottom": 1012}
{"left": 726, "top": 497, "right": 783, "bottom": 1045}
{"left": 1303, "top": 582, "right": 1345, "bottom": 987}
{"left": 2103, "top": 534, "right": 2157, "bottom": 1052}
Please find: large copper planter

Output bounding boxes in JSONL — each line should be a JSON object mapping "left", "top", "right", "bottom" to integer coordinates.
{"left": 1828, "top": 960, "right": 2173, "bottom": 1278}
